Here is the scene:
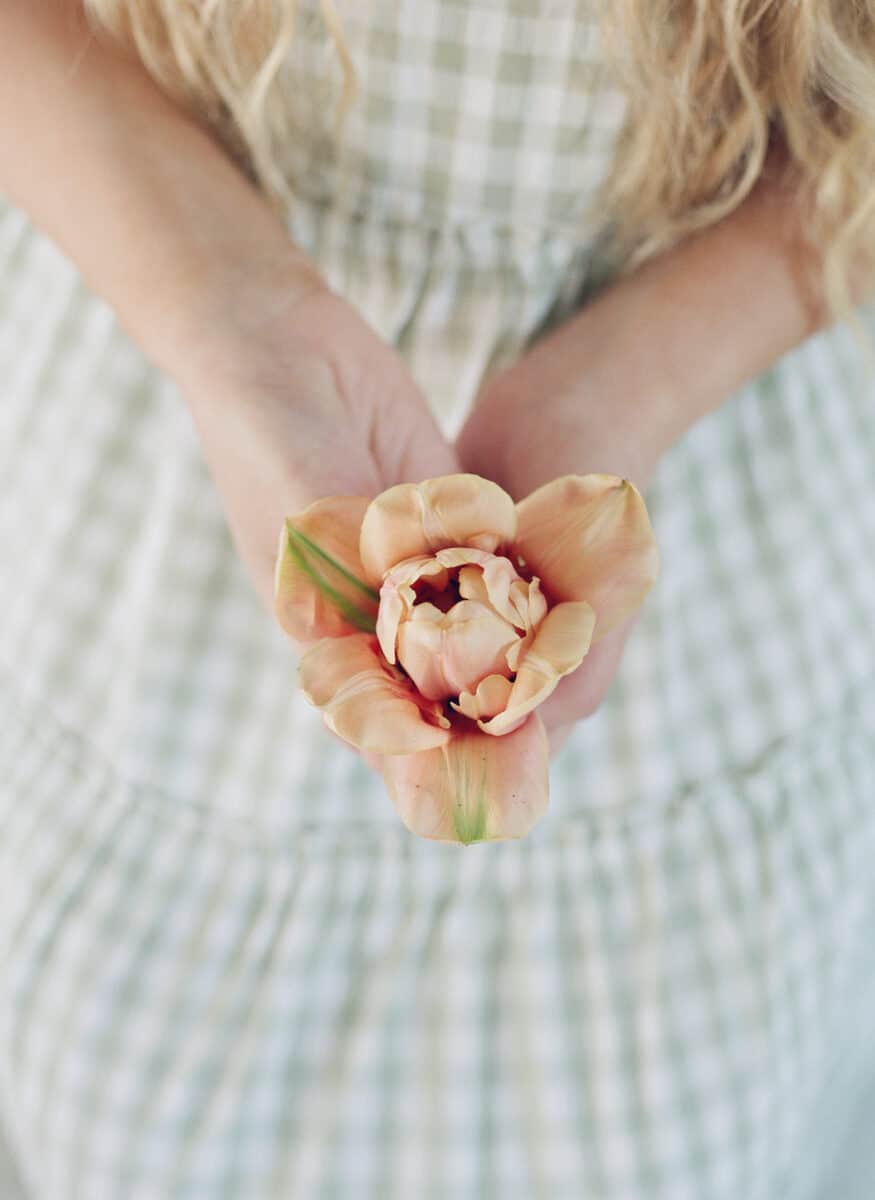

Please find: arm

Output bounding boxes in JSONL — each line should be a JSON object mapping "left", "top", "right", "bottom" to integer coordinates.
{"left": 0, "top": 0, "right": 457, "bottom": 609}
{"left": 0, "top": 0, "right": 322, "bottom": 376}
{"left": 457, "top": 163, "right": 843, "bottom": 749}
{"left": 458, "top": 164, "right": 831, "bottom": 497}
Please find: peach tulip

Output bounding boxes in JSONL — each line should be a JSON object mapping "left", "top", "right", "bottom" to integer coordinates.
{"left": 275, "top": 474, "right": 658, "bottom": 844}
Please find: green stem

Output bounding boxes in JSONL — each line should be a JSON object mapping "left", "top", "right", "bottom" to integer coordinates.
{"left": 288, "top": 526, "right": 380, "bottom": 601}
{"left": 285, "top": 537, "right": 377, "bottom": 633}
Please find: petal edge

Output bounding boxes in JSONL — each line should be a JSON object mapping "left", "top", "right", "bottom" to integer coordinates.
{"left": 514, "top": 474, "right": 658, "bottom": 640}
{"left": 480, "top": 600, "right": 595, "bottom": 736}
{"left": 359, "top": 474, "right": 518, "bottom": 583}
{"left": 299, "top": 634, "right": 451, "bottom": 755}
{"left": 381, "top": 714, "right": 550, "bottom": 844}
{"left": 275, "top": 496, "right": 377, "bottom": 643}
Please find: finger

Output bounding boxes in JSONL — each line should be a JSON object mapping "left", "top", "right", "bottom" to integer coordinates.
{"left": 383, "top": 396, "right": 462, "bottom": 484}
{"left": 547, "top": 722, "right": 574, "bottom": 757}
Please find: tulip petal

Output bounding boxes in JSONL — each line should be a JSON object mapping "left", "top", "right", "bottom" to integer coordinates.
{"left": 515, "top": 578, "right": 548, "bottom": 630}
{"left": 381, "top": 713, "right": 550, "bottom": 844}
{"left": 299, "top": 634, "right": 451, "bottom": 754}
{"left": 359, "top": 474, "right": 518, "bottom": 584}
{"left": 440, "top": 602, "right": 519, "bottom": 697}
{"left": 483, "top": 559, "right": 547, "bottom": 631}
{"left": 376, "top": 556, "right": 447, "bottom": 664}
{"left": 396, "top": 614, "right": 448, "bottom": 701}
{"left": 275, "top": 496, "right": 378, "bottom": 643}
{"left": 479, "top": 555, "right": 527, "bottom": 628}
{"left": 448, "top": 552, "right": 546, "bottom": 632}
{"left": 514, "top": 475, "right": 659, "bottom": 640}
{"left": 396, "top": 600, "right": 518, "bottom": 702}
{"left": 432, "top": 546, "right": 493, "bottom": 570}
{"left": 481, "top": 601, "right": 596, "bottom": 736}
{"left": 505, "top": 628, "right": 534, "bottom": 672}
{"left": 451, "top": 674, "right": 514, "bottom": 721}
{"left": 457, "top": 564, "right": 491, "bottom": 606}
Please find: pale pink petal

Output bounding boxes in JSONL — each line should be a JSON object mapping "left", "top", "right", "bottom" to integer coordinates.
{"left": 375, "top": 584, "right": 406, "bottom": 664}
{"left": 518, "top": 578, "right": 548, "bottom": 630}
{"left": 299, "top": 634, "right": 451, "bottom": 754}
{"left": 397, "top": 600, "right": 518, "bottom": 701}
{"left": 514, "top": 475, "right": 659, "bottom": 640}
{"left": 382, "top": 555, "right": 450, "bottom": 589}
{"left": 457, "top": 564, "right": 491, "bottom": 606}
{"left": 396, "top": 615, "right": 448, "bottom": 701}
{"left": 440, "top": 602, "right": 519, "bottom": 696}
{"left": 410, "top": 602, "right": 446, "bottom": 622}
{"left": 275, "top": 496, "right": 377, "bottom": 643}
{"left": 505, "top": 628, "right": 534, "bottom": 672}
{"left": 451, "top": 674, "right": 513, "bottom": 720}
{"left": 481, "top": 601, "right": 596, "bottom": 736}
{"left": 376, "top": 556, "right": 448, "bottom": 663}
{"left": 433, "top": 546, "right": 495, "bottom": 570}
{"left": 359, "top": 474, "right": 518, "bottom": 583}
{"left": 480, "top": 555, "right": 528, "bottom": 628}
{"left": 442, "top": 550, "right": 546, "bottom": 633}
{"left": 381, "top": 713, "right": 550, "bottom": 843}
{"left": 485, "top": 562, "right": 548, "bottom": 633}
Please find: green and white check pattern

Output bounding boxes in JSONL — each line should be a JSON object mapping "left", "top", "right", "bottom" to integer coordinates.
{"left": 1, "top": 1, "right": 874, "bottom": 1196}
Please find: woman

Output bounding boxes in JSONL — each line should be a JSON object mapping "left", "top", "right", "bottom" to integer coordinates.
{"left": 0, "top": 1, "right": 873, "bottom": 1196}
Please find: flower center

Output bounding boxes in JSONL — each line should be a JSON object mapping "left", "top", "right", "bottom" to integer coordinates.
{"left": 376, "top": 548, "right": 547, "bottom": 704}
{"left": 412, "top": 575, "right": 460, "bottom": 613}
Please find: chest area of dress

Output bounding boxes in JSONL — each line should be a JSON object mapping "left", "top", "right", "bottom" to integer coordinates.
{"left": 280, "top": 0, "right": 627, "bottom": 231}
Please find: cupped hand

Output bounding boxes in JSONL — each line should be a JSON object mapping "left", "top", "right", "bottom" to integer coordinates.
{"left": 176, "top": 272, "right": 460, "bottom": 615}
{"left": 455, "top": 317, "right": 667, "bottom": 754}
{"left": 173, "top": 257, "right": 661, "bottom": 764}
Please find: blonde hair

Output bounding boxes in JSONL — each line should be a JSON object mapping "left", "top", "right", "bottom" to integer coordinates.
{"left": 84, "top": 0, "right": 875, "bottom": 315}
{"left": 82, "top": 0, "right": 355, "bottom": 201}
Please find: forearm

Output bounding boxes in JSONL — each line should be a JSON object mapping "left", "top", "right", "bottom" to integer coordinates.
{"left": 458, "top": 161, "right": 851, "bottom": 496}
{"left": 574, "top": 168, "right": 829, "bottom": 451}
{"left": 477, "top": 164, "right": 839, "bottom": 473}
{"left": 0, "top": 0, "right": 322, "bottom": 382}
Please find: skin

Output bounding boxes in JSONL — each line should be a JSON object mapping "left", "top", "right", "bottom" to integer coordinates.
{"left": 457, "top": 164, "right": 830, "bottom": 751}
{"left": 0, "top": 0, "right": 838, "bottom": 759}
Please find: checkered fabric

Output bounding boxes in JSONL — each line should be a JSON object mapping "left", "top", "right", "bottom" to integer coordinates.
{"left": 1, "top": 1, "right": 874, "bottom": 1197}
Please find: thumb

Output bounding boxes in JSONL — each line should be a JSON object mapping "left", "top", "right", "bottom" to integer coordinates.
{"left": 379, "top": 398, "right": 462, "bottom": 485}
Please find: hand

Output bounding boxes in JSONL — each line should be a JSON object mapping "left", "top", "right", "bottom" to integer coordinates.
{"left": 174, "top": 266, "right": 460, "bottom": 614}
{"left": 455, "top": 310, "right": 668, "bottom": 755}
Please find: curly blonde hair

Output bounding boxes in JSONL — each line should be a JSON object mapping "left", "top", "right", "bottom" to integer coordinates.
{"left": 83, "top": 0, "right": 875, "bottom": 316}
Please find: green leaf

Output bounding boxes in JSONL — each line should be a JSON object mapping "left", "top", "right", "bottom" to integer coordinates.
{"left": 288, "top": 526, "right": 380, "bottom": 601}
{"left": 285, "top": 533, "right": 378, "bottom": 634}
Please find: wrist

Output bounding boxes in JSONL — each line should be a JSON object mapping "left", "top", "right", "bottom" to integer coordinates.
{"left": 467, "top": 291, "right": 685, "bottom": 496}
{"left": 461, "top": 366, "right": 668, "bottom": 504}
{"left": 148, "top": 245, "right": 330, "bottom": 400}
{"left": 559, "top": 288, "right": 695, "bottom": 479}
{"left": 585, "top": 169, "right": 828, "bottom": 449}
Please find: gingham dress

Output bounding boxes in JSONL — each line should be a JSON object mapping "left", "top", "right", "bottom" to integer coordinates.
{"left": 1, "top": 2, "right": 875, "bottom": 1197}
